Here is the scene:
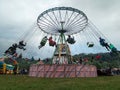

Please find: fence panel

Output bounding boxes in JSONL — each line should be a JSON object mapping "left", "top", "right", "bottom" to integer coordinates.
{"left": 29, "top": 64, "right": 97, "bottom": 77}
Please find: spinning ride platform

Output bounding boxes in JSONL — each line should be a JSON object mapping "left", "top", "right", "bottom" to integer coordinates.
{"left": 29, "top": 7, "right": 97, "bottom": 78}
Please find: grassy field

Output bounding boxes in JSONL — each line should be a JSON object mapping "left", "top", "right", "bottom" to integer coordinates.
{"left": 0, "top": 75, "right": 120, "bottom": 90}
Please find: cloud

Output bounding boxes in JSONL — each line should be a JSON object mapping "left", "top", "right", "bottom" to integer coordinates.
{"left": 0, "top": 0, "right": 120, "bottom": 59}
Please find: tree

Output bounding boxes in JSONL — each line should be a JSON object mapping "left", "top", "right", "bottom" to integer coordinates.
{"left": 31, "top": 56, "right": 34, "bottom": 61}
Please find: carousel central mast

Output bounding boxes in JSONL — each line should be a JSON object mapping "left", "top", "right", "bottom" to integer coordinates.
{"left": 52, "top": 21, "right": 72, "bottom": 64}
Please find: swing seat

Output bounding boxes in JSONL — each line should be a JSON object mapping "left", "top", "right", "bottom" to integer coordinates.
{"left": 87, "top": 42, "right": 94, "bottom": 47}
{"left": 49, "top": 41, "right": 56, "bottom": 46}
{"left": 18, "top": 45, "right": 24, "bottom": 49}
{"left": 111, "top": 47, "right": 117, "bottom": 52}
{"left": 8, "top": 50, "right": 16, "bottom": 55}
{"left": 17, "top": 45, "right": 26, "bottom": 50}
{"left": 40, "top": 41, "right": 46, "bottom": 46}
{"left": 67, "top": 38, "right": 75, "bottom": 44}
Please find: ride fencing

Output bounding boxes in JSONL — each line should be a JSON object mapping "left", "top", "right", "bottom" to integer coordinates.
{"left": 29, "top": 64, "right": 97, "bottom": 78}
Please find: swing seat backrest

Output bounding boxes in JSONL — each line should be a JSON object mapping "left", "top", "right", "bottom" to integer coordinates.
{"left": 87, "top": 42, "right": 94, "bottom": 47}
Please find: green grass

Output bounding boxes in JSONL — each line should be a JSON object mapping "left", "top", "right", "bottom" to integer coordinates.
{"left": 0, "top": 75, "right": 120, "bottom": 90}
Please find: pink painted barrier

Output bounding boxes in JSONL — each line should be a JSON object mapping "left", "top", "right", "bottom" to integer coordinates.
{"left": 29, "top": 64, "right": 97, "bottom": 78}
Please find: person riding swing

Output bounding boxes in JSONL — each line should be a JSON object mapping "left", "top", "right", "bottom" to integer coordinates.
{"left": 18, "top": 40, "right": 26, "bottom": 50}
{"left": 67, "top": 35, "right": 75, "bottom": 44}
{"left": 48, "top": 36, "right": 56, "bottom": 47}
{"left": 4, "top": 43, "right": 18, "bottom": 55}
{"left": 99, "top": 37, "right": 110, "bottom": 51}
{"left": 38, "top": 36, "right": 48, "bottom": 49}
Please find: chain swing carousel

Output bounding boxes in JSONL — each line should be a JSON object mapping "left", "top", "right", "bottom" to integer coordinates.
{"left": 29, "top": 7, "right": 98, "bottom": 78}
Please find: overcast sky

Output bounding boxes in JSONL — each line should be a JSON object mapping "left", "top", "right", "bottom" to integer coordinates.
{"left": 0, "top": 0, "right": 120, "bottom": 59}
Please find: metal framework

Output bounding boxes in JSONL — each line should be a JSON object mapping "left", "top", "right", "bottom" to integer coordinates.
{"left": 37, "top": 7, "right": 89, "bottom": 64}
{"left": 37, "top": 7, "right": 88, "bottom": 35}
